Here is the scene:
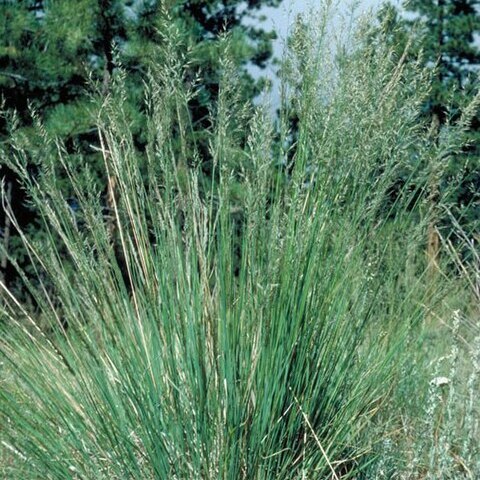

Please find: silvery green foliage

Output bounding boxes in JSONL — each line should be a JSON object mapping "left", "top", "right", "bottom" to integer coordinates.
{"left": 0, "top": 6, "right": 477, "bottom": 479}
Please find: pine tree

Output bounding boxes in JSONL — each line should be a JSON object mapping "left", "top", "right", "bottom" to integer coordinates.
{"left": 404, "top": 0, "right": 480, "bottom": 119}
{"left": 385, "top": 1, "right": 480, "bottom": 267}
{"left": 0, "top": 0, "right": 281, "bottom": 295}
{"left": 0, "top": 0, "right": 124, "bottom": 294}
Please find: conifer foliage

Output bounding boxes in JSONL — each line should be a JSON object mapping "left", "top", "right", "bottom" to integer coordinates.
{"left": 405, "top": 0, "right": 480, "bottom": 250}
{"left": 382, "top": 0, "right": 480, "bottom": 262}
{"left": 0, "top": 0, "right": 280, "bottom": 293}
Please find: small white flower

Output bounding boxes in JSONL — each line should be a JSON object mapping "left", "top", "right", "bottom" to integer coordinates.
{"left": 431, "top": 376, "right": 450, "bottom": 387}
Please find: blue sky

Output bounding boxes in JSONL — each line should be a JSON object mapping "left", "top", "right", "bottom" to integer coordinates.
{"left": 249, "top": 0, "right": 403, "bottom": 105}
{"left": 255, "top": 0, "right": 402, "bottom": 63}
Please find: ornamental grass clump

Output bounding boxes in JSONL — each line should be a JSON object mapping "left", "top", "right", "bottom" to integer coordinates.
{"left": 0, "top": 8, "right": 474, "bottom": 479}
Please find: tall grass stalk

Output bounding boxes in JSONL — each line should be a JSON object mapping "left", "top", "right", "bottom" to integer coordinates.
{"left": 0, "top": 9, "right": 474, "bottom": 479}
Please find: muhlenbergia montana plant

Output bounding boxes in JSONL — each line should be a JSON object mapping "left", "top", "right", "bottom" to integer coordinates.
{"left": 0, "top": 7, "right": 475, "bottom": 479}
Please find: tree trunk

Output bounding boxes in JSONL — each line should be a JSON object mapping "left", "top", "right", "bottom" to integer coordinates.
{"left": 427, "top": 113, "right": 441, "bottom": 277}
{"left": 0, "top": 180, "right": 13, "bottom": 285}
{"left": 99, "top": 0, "right": 116, "bottom": 238}
{"left": 426, "top": 0, "right": 445, "bottom": 278}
